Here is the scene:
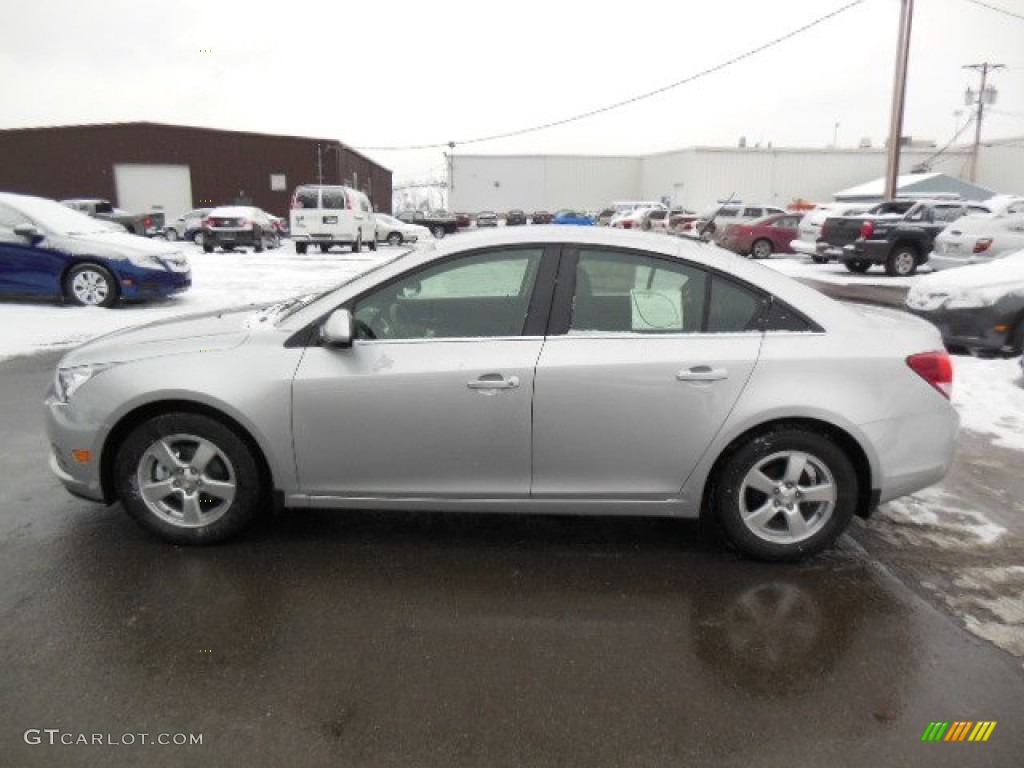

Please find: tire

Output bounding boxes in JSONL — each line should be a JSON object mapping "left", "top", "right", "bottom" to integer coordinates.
{"left": 65, "top": 263, "right": 119, "bottom": 308}
{"left": 320, "top": 244, "right": 330, "bottom": 254}
{"left": 368, "top": 232, "right": 377, "bottom": 251}
{"left": 114, "top": 412, "right": 262, "bottom": 545}
{"left": 254, "top": 228, "right": 265, "bottom": 253}
{"left": 296, "top": 242, "right": 308, "bottom": 255}
{"left": 885, "top": 246, "right": 918, "bottom": 277}
{"left": 431, "top": 225, "right": 446, "bottom": 239}
{"left": 387, "top": 231, "right": 403, "bottom": 246}
{"left": 192, "top": 231, "right": 204, "bottom": 246}
{"left": 844, "top": 259, "right": 870, "bottom": 273}
{"left": 203, "top": 243, "right": 214, "bottom": 254}
{"left": 751, "top": 239, "right": 773, "bottom": 259}
{"left": 714, "top": 427, "right": 858, "bottom": 561}
{"left": 165, "top": 228, "right": 179, "bottom": 242}
{"left": 352, "top": 233, "right": 362, "bottom": 253}
{"left": 811, "top": 255, "right": 829, "bottom": 264}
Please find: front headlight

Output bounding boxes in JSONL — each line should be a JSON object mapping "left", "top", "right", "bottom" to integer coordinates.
{"left": 54, "top": 363, "right": 116, "bottom": 403}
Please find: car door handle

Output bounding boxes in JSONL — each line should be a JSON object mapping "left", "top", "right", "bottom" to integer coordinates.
{"left": 676, "top": 366, "right": 728, "bottom": 382}
{"left": 468, "top": 375, "right": 520, "bottom": 390}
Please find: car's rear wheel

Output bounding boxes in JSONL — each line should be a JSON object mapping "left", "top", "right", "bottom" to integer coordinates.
{"left": 203, "top": 243, "right": 213, "bottom": 253}
{"left": 114, "top": 412, "right": 262, "bottom": 544}
{"left": 811, "top": 255, "right": 830, "bottom": 264}
{"left": 387, "top": 231, "right": 403, "bottom": 246}
{"left": 319, "top": 244, "right": 330, "bottom": 253}
{"left": 352, "top": 233, "right": 362, "bottom": 253}
{"left": 368, "top": 232, "right": 377, "bottom": 251}
{"left": 165, "top": 228, "right": 179, "bottom": 242}
{"left": 752, "top": 239, "right": 773, "bottom": 259}
{"left": 192, "top": 231, "right": 204, "bottom": 245}
{"left": 844, "top": 259, "right": 871, "bottom": 273}
{"left": 432, "top": 225, "right": 446, "bottom": 239}
{"left": 295, "top": 242, "right": 307, "bottom": 254}
{"left": 714, "top": 427, "right": 857, "bottom": 561}
{"left": 254, "top": 228, "right": 265, "bottom": 253}
{"left": 65, "top": 263, "right": 118, "bottom": 308}
{"left": 885, "top": 247, "right": 917, "bottom": 277}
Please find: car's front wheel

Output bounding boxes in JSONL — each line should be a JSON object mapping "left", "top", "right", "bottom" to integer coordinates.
{"left": 714, "top": 427, "right": 858, "bottom": 561}
{"left": 844, "top": 259, "right": 871, "bottom": 273}
{"left": 115, "top": 412, "right": 262, "bottom": 544}
{"left": 165, "top": 228, "right": 179, "bottom": 242}
{"left": 387, "top": 231, "right": 403, "bottom": 246}
{"left": 65, "top": 263, "right": 118, "bottom": 308}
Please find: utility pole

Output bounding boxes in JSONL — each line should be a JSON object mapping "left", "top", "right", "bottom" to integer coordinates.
{"left": 447, "top": 141, "right": 455, "bottom": 211}
{"left": 963, "top": 62, "right": 1004, "bottom": 182}
{"left": 884, "top": 0, "right": 914, "bottom": 201}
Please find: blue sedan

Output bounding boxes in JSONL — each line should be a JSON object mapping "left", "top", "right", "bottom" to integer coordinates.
{"left": 0, "top": 193, "right": 191, "bottom": 307}
{"left": 552, "top": 209, "right": 595, "bottom": 226}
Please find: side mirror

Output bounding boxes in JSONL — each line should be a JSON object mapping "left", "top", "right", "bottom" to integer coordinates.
{"left": 320, "top": 308, "right": 354, "bottom": 348}
{"left": 14, "top": 223, "right": 42, "bottom": 243}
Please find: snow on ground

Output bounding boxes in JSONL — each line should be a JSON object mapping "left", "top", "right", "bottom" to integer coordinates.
{"left": 760, "top": 254, "right": 927, "bottom": 287}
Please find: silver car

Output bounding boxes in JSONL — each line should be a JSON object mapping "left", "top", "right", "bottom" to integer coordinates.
{"left": 45, "top": 227, "right": 958, "bottom": 561}
{"left": 930, "top": 214, "right": 1024, "bottom": 271}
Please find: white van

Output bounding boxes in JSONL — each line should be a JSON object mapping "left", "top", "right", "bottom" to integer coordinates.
{"left": 289, "top": 184, "right": 376, "bottom": 254}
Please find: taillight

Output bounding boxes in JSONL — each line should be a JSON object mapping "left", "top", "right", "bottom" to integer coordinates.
{"left": 907, "top": 351, "right": 953, "bottom": 399}
{"left": 144, "top": 215, "right": 152, "bottom": 228}
{"left": 973, "top": 238, "right": 992, "bottom": 253}
{"left": 860, "top": 221, "right": 874, "bottom": 238}
{"left": 201, "top": 217, "right": 212, "bottom": 228}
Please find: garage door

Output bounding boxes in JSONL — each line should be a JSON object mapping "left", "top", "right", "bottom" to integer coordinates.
{"left": 113, "top": 164, "right": 193, "bottom": 223}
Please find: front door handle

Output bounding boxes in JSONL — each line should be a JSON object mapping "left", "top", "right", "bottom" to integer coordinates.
{"left": 677, "top": 366, "right": 728, "bottom": 382}
{"left": 468, "top": 374, "right": 520, "bottom": 390}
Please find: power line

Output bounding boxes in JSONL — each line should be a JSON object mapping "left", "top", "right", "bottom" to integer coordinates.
{"left": 962, "top": 0, "right": 1024, "bottom": 22}
{"left": 357, "top": 0, "right": 866, "bottom": 152}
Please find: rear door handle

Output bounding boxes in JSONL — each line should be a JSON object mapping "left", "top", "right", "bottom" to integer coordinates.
{"left": 677, "top": 366, "right": 728, "bottom": 382}
{"left": 468, "top": 374, "right": 520, "bottom": 390}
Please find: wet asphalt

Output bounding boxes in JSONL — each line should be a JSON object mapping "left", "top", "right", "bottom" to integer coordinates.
{"left": 2, "top": 350, "right": 1022, "bottom": 768}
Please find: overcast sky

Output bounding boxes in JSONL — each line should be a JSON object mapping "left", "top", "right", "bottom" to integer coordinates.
{"left": 2, "top": 0, "right": 1021, "bottom": 182}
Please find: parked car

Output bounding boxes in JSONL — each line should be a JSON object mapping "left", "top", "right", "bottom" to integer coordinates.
{"left": 718, "top": 213, "right": 804, "bottom": 259}
{"left": 531, "top": 211, "right": 553, "bottom": 225}
{"left": 842, "top": 200, "right": 993, "bottom": 276}
{"left": 668, "top": 210, "right": 700, "bottom": 234}
{"left": 476, "top": 211, "right": 498, "bottom": 227}
{"left": 505, "top": 209, "right": 527, "bottom": 226}
{"left": 930, "top": 214, "right": 1024, "bottom": 271}
{"left": 789, "top": 204, "right": 873, "bottom": 261}
{"left": 905, "top": 248, "right": 1024, "bottom": 355}
{"left": 610, "top": 205, "right": 665, "bottom": 230}
{"left": 0, "top": 192, "right": 190, "bottom": 307}
{"left": 694, "top": 203, "right": 787, "bottom": 240}
{"left": 163, "top": 208, "right": 212, "bottom": 244}
{"left": 202, "top": 206, "right": 281, "bottom": 253}
{"left": 375, "top": 213, "right": 431, "bottom": 246}
{"left": 552, "top": 209, "right": 595, "bottom": 225}
{"left": 813, "top": 200, "right": 921, "bottom": 264}
{"left": 61, "top": 198, "right": 165, "bottom": 237}
{"left": 596, "top": 208, "right": 616, "bottom": 226}
{"left": 396, "top": 209, "right": 458, "bottom": 238}
{"left": 43, "top": 227, "right": 957, "bottom": 562}
{"left": 453, "top": 212, "right": 472, "bottom": 228}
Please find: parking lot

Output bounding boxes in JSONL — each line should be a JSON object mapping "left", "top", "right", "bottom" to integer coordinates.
{"left": 2, "top": 237, "right": 1023, "bottom": 766}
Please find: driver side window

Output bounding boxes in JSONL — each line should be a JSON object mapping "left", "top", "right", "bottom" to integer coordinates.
{"left": 352, "top": 248, "right": 543, "bottom": 340}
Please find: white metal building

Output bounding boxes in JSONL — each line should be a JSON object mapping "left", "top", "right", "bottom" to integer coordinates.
{"left": 450, "top": 137, "right": 1023, "bottom": 213}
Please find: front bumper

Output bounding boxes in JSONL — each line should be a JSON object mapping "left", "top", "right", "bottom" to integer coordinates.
{"left": 45, "top": 395, "right": 107, "bottom": 503}
{"left": 115, "top": 262, "right": 191, "bottom": 300}
{"left": 906, "top": 303, "right": 1019, "bottom": 353}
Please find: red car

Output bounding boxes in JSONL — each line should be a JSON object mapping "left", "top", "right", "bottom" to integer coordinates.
{"left": 717, "top": 212, "right": 803, "bottom": 258}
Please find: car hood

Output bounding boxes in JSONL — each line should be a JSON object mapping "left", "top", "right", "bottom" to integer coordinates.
{"left": 57, "top": 305, "right": 261, "bottom": 367}
{"left": 910, "top": 256, "right": 1024, "bottom": 295}
{"left": 57, "top": 230, "right": 187, "bottom": 261}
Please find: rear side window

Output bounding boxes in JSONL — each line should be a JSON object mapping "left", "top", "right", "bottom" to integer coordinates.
{"left": 294, "top": 188, "right": 319, "bottom": 209}
{"left": 321, "top": 189, "right": 347, "bottom": 210}
{"left": 707, "top": 278, "right": 767, "bottom": 333}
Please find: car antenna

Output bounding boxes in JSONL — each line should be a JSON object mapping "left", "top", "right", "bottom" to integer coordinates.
{"left": 696, "top": 193, "right": 738, "bottom": 242}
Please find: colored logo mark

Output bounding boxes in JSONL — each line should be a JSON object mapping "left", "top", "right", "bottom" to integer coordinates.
{"left": 921, "top": 721, "right": 997, "bottom": 742}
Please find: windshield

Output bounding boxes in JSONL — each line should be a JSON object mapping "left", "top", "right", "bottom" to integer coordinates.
{"left": 12, "top": 196, "right": 118, "bottom": 235}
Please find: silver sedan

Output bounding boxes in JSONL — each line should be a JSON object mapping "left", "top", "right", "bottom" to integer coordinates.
{"left": 45, "top": 227, "right": 958, "bottom": 560}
